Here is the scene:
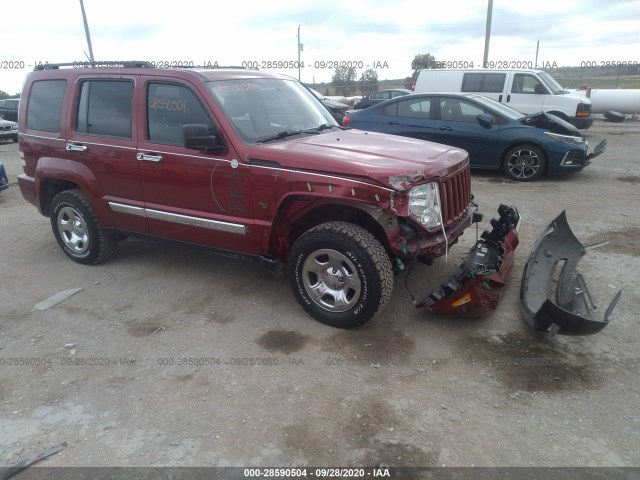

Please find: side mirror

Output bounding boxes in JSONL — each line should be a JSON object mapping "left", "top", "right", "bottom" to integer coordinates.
{"left": 183, "top": 124, "right": 221, "bottom": 151}
{"left": 477, "top": 114, "right": 494, "bottom": 129}
{"left": 534, "top": 84, "right": 547, "bottom": 94}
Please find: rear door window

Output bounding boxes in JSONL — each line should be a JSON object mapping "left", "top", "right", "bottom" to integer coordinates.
{"left": 76, "top": 80, "right": 133, "bottom": 138}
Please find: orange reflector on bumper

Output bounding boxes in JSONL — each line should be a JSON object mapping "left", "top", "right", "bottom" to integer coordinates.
{"left": 452, "top": 293, "right": 472, "bottom": 308}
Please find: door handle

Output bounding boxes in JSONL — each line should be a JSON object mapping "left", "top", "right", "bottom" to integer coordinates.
{"left": 136, "top": 153, "right": 164, "bottom": 163}
{"left": 65, "top": 143, "right": 87, "bottom": 152}
{"left": 439, "top": 126, "right": 452, "bottom": 131}
{"left": 506, "top": 95, "right": 511, "bottom": 102}
{"left": 498, "top": 94, "right": 503, "bottom": 102}
{"left": 387, "top": 121, "right": 399, "bottom": 125}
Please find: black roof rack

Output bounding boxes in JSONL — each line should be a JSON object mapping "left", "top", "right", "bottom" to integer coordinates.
{"left": 34, "top": 61, "right": 249, "bottom": 71}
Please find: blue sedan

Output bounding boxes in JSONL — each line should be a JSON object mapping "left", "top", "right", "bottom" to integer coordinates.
{"left": 344, "top": 93, "right": 606, "bottom": 181}
{"left": 0, "top": 162, "right": 8, "bottom": 194}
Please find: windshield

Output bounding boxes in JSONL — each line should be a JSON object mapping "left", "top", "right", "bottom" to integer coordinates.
{"left": 538, "top": 72, "right": 566, "bottom": 94}
{"left": 207, "top": 79, "right": 337, "bottom": 143}
{"left": 470, "top": 94, "right": 525, "bottom": 121}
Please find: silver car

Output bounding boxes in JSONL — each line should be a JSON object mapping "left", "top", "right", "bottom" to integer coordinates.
{"left": 0, "top": 118, "right": 18, "bottom": 143}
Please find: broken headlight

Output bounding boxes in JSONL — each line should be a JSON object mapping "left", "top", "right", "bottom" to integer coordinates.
{"left": 544, "top": 132, "right": 585, "bottom": 145}
{"left": 408, "top": 182, "right": 441, "bottom": 228}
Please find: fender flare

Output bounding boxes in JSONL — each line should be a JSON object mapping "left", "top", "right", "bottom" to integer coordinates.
{"left": 35, "top": 157, "right": 105, "bottom": 215}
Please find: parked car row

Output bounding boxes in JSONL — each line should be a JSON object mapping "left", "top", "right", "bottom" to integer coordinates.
{"left": 1, "top": 100, "right": 20, "bottom": 196}
{"left": 343, "top": 92, "right": 606, "bottom": 181}
{"left": 309, "top": 89, "right": 349, "bottom": 123}
{"left": 353, "top": 89, "right": 412, "bottom": 109}
{"left": 412, "top": 69, "right": 594, "bottom": 130}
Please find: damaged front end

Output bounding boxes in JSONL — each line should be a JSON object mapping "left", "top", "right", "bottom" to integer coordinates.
{"left": 520, "top": 211, "right": 621, "bottom": 336}
{"left": 420, "top": 205, "right": 520, "bottom": 317}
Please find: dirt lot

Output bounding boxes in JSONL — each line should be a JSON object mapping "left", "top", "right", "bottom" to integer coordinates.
{"left": 1, "top": 120, "right": 639, "bottom": 471}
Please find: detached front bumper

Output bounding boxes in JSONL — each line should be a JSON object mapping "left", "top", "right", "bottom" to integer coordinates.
{"left": 420, "top": 205, "right": 520, "bottom": 317}
{"left": 520, "top": 211, "right": 621, "bottom": 336}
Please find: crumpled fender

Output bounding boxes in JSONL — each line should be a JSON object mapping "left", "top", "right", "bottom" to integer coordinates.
{"left": 520, "top": 211, "right": 622, "bottom": 336}
{"left": 420, "top": 204, "right": 520, "bottom": 318}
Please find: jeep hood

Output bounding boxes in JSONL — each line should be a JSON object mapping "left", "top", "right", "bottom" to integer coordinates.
{"left": 519, "top": 112, "right": 580, "bottom": 136}
{"left": 246, "top": 130, "right": 469, "bottom": 190}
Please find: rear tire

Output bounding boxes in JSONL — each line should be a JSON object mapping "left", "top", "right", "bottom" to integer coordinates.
{"left": 502, "top": 144, "right": 546, "bottom": 182}
{"left": 50, "top": 189, "right": 117, "bottom": 265}
{"left": 288, "top": 222, "right": 393, "bottom": 328}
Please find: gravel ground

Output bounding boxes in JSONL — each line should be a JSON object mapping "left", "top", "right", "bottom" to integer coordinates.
{"left": 0, "top": 119, "right": 639, "bottom": 470}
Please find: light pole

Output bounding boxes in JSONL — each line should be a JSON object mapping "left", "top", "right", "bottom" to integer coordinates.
{"left": 297, "top": 25, "right": 303, "bottom": 81}
{"left": 482, "top": 0, "right": 493, "bottom": 68}
{"left": 79, "top": 0, "right": 95, "bottom": 63}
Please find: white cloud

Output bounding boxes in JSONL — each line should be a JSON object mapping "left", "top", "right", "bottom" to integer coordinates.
{"left": 1, "top": 0, "right": 638, "bottom": 94}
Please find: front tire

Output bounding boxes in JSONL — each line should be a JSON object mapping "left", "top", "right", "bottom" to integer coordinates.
{"left": 503, "top": 144, "right": 546, "bottom": 182}
{"left": 50, "top": 189, "right": 117, "bottom": 265}
{"left": 288, "top": 222, "right": 393, "bottom": 328}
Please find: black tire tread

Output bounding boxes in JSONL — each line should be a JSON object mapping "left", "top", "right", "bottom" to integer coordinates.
{"left": 288, "top": 221, "right": 393, "bottom": 328}
{"left": 51, "top": 189, "right": 117, "bottom": 264}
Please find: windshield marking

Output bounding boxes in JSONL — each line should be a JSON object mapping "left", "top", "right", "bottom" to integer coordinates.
{"left": 211, "top": 81, "right": 258, "bottom": 94}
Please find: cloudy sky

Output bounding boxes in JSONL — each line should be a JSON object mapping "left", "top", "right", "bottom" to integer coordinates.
{"left": 1, "top": 0, "right": 638, "bottom": 94}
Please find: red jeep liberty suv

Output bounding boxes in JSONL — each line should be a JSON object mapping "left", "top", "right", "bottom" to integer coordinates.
{"left": 17, "top": 63, "right": 477, "bottom": 328}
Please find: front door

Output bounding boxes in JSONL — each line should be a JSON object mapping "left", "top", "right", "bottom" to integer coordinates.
{"left": 137, "top": 77, "right": 257, "bottom": 253}
{"left": 434, "top": 97, "right": 501, "bottom": 167}
{"left": 505, "top": 73, "right": 547, "bottom": 114}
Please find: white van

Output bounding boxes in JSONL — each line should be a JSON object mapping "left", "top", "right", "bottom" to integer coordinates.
{"left": 413, "top": 69, "right": 593, "bottom": 129}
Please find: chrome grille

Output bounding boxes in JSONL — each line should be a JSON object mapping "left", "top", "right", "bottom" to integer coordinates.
{"left": 439, "top": 167, "right": 471, "bottom": 225}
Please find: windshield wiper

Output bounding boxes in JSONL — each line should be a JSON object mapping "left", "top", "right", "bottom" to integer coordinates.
{"left": 302, "top": 123, "right": 342, "bottom": 133}
{"left": 256, "top": 124, "right": 341, "bottom": 144}
{"left": 256, "top": 130, "right": 307, "bottom": 144}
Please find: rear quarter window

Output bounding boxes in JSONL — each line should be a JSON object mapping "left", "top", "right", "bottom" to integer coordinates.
{"left": 26, "top": 80, "right": 67, "bottom": 132}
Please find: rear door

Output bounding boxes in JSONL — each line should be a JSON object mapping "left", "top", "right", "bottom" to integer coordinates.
{"left": 380, "top": 96, "right": 436, "bottom": 141}
{"left": 65, "top": 75, "right": 147, "bottom": 233}
{"left": 434, "top": 96, "right": 502, "bottom": 167}
{"left": 137, "top": 76, "right": 257, "bottom": 253}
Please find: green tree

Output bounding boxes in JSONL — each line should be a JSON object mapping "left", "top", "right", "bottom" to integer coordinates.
{"left": 0, "top": 90, "right": 20, "bottom": 99}
{"left": 332, "top": 65, "right": 358, "bottom": 96}
{"left": 411, "top": 53, "right": 437, "bottom": 80}
{"left": 361, "top": 68, "right": 379, "bottom": 95}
